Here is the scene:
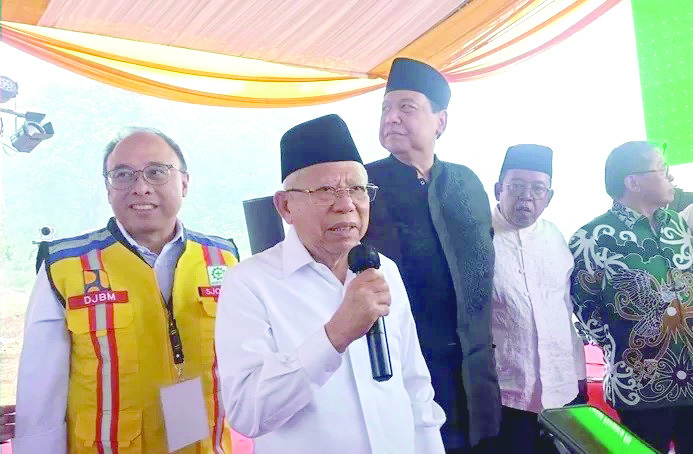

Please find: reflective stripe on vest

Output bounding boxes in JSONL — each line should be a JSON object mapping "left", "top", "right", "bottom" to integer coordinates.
{"left": 81, "top": 249, "right": 120, "bottom": 454}
{"left": 202, "top": 244, "right": 226, "bottom": 454}
{"left": 202, "top": 244, "right": 226, "bottom": 267}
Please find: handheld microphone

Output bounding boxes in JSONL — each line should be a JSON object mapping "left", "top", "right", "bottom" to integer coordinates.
{"left": 348, "top": 244, "right": 393, "bottom": 382}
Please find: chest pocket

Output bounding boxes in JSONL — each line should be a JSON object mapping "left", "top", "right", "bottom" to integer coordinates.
{"left": 197, "top": 244, "right": 228, "bottom": 367}
{"left": 198, "top": 298, "right": 217, "bottom": 364}
{"left": 73, "top": 409, "right": 142, "bottom": 453}
{"left": 66, "top": 301, "right": 139, "bottom": 374}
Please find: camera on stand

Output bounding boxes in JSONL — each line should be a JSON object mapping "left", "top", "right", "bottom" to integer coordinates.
{"left": 34, "top": 225, "right": 55, "bottom": 273}
{"left": 39, "top": 226, "right": 55, "bottom": 241}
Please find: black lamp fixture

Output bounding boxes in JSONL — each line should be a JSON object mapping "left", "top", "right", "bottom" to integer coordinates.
{"left": 10, "top": 111, "right": 55, "bottom": 153}
{"left": 0, "top": 75, "right": 55, "bottom": 153}
{"left": 0, "top": 76, "right": 19, "bottom": 103}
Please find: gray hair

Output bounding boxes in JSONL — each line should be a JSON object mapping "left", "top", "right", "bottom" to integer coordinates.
{"left": 605, "top": 141, "right": 660, "bottom": 199}
{"left": 282, "top": 163, "right": 368, "bottom": 190}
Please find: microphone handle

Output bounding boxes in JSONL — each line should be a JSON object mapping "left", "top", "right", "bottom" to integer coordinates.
{"left": 366, "top": 317, "right": 393, "bottom": 382}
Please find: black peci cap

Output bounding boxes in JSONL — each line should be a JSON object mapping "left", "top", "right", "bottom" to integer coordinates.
{"left": 499, "top": 144, "right": 553, "bottom": 180}
{"left": 385, "top": 57, "right": 451, "bottom": 109}
{"left": 280, "top": 114, "right": 362, "bottom": 181}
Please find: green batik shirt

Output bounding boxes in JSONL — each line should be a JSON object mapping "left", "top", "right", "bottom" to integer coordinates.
{"left": 570, "top": 201, "right": 693, "bottom": 410}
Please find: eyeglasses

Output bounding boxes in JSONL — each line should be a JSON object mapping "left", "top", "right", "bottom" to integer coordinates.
{"left": 504, "top": 182, "right": 550, "bottom": 199}
{"left": 285, "top": 184, "right": 378, "bottom": 205}
{"left": 104, "top": 163, "right": 185, "bottom": 189}
{"left": 631, "top": 164, "right": 670, "bottom": 177}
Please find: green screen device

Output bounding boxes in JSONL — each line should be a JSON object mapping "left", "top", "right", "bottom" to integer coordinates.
{"left": 538, "top": 405, "right": 657, "bottom": 454}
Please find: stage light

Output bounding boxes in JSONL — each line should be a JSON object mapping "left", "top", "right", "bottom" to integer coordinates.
{"left": 1, "top": 109, "right": 55, "bottom": 153}
{"left": 10, "top": 120, "right": 54, "bottom": 153}
{"left": 0, "top": 76, "right": 19, "bottom": 103}
{"left": 0, "top": 77, "right": 55, "bottom": 153}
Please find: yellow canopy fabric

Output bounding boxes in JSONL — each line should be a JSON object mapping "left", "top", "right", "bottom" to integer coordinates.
{"left": 0, "top": 0, "right": 622, "bottom": 107}
{"left": 1, "top": 21, "right": 384, "bottom": 107}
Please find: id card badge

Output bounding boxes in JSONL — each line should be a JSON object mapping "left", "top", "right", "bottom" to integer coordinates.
{"left": 160, "top": 377, "right": 210, "bottom": 452}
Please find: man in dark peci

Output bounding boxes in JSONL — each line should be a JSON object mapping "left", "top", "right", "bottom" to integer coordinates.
{"left": 364, "top": 58, "right": 500, "bottom": 453}
{"left": 216, "top": 114, "right": 445, "bottom": 454}
{"left": 491, "top": 144, "right": 586, "bottom": 453}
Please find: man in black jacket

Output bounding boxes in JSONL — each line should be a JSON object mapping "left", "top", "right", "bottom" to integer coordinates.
{"left": 363, "top": 58, "right": 500, "bottom": 453}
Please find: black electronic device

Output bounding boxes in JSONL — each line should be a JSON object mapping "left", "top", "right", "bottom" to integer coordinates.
{"left": 243, "top": 196, "right": 285, "bottom": 255}
{"left": 347, "top": 244, "right": 392, "bottom": 382}
{"left": 538, "top": 405, "right": 657, "bottom": 454}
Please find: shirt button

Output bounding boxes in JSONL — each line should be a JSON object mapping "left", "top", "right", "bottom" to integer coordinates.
{"left": 524, "top": 292, "right": 530, "bottom": 297}
{"left": 281, "top": 353, "right": 295, "bottom": 363}
{"left": 667, "top": 306, "right": 677, "bottom": 316}
{"left": 518, "top": 269, "right": 525, "bottom": 274}
{"left": 418, "top": 178, "right": 426, "bottom": 186}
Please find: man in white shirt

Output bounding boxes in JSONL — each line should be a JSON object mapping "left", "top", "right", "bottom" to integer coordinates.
{"left": 216, "top": 114, "right": 445, "bottom": 454}
{"left": 490, "top": 144, "right": 586, "bottom": 453}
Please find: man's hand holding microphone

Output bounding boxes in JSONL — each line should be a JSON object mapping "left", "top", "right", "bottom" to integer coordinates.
{"left": 324, "top": 245, "right": 393, "bottom": 381}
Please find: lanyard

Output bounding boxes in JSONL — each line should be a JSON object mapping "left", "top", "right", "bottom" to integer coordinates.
{"left": 163, "top": 301, "right": 185, "bottom": 364}
{"left": 161, "top": 297, "right": 185, "bottom": 382}
{"left": 164, "top": 243, "right": 227, "bottom": 380}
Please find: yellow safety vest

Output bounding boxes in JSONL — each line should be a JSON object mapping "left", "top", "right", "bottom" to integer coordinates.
{"left": 45, "top": 219, "right": 238, "bottom": 454}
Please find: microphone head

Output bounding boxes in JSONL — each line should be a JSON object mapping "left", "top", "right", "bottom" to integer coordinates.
{"left": 348, "top": 244, "right": 380, "bottom": 273}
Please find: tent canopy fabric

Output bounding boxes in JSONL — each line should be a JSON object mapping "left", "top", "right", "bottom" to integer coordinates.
{"left": 1, "top": 0, "right": 621, "bottom": 107}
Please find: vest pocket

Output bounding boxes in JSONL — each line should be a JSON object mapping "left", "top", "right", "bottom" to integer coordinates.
{"left": 200, "top": 300, "right": 217, "bottom": 317}
{"left": 199, "top": 299, "right": 217, "bottom": 366}
{"left": 66, "top": 301, "right": 135, "bottom": 333}
{"left": 74, "top": 409, "right": 142, "bottom": 451}
{"left": 65, "top": 302, "right": 139, "bottom": 374}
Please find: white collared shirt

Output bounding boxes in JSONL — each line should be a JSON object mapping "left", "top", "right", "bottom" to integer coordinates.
{"left": 491, "top": 206, "right": 586, "bottom": 413}
{"left": 13, "top": 220, "right": 185, "bottom": 454}
{"left": 215, "top": 227, "right": 445, "bottom": 454}
{"left": 115, "top": 218, "right": 184, "bottom": 301}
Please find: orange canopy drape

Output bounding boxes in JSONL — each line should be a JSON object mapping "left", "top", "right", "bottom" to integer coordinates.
{"left": 0, "top": 0, "right": 621, "bottom": 107}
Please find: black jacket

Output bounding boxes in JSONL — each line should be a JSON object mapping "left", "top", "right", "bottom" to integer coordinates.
{"left": 364, "top": 155, "right": 501, "bottom": 447}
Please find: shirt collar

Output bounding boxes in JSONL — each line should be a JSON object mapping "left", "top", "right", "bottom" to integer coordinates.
{"left": 492, "top": 204, "right": 538, "bottom": 234}
{"left": 387, "top": 153, "right": 439, "bottom": 181}
{"left": 114, "top": 218, "right": 185, "bottom": 256}
{"left": 281, "top": 227, "right": 357, "bottom": 284}
{"left": 282, "top": 226, "right": 318, "bottom": 278}
{"left": 610, "top": 201, "right": 670, "bottom": 230}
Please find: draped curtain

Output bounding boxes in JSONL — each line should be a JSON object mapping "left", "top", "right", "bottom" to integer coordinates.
{"left": 1, "top": 0, "right": 621, "bottom": 107}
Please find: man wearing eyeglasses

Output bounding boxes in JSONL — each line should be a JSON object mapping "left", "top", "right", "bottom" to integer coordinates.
{"left": 570, "top": 141, "right": 693, "bottom": 453}
{"left": 490, "top": 144, "right": 586, "bottom": 453}
{"left": 13, "top": 128, "right": 239, "bottom": 453}
{"left": 216, "top": 114, "right": 445, "bottom": 453}
{"left": 363, "top": 58, "right": 500, "bottom": 453}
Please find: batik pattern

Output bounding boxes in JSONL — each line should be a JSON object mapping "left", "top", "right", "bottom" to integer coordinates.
{"left": 570, "top": 202, "right": 693, "bottom": 409}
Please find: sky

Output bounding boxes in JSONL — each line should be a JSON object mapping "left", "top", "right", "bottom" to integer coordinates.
{"left": 0, "top": 0, "right": 690, "bottom": 258}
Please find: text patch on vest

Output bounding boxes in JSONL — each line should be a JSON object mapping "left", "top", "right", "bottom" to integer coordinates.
{"left": 198, "top": 286, "right": 220, "bottom": 300}
{"left": 68, "top": 290, "right": 129, "bottom": 309}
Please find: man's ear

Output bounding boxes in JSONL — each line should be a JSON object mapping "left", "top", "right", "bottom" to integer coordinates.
{"left": 181, "top": 172, "right": 189, "bottom": 197}
{"left": 545, "top": 189, "right": 554, "bottom": 206}
{"left": 106, "top": 179, "right": 114, "bottom": 206}
{"left": 435, "top": 110, "right": 448, "bottom": 139}
{"left": 624, "top": 175, "right": 640, "bottom": 193}
{"left": 494, "top": 181, "right": 503, "bottom": 201}
{"left": 273, "top": 191, "right": 293, "bottom": 224}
